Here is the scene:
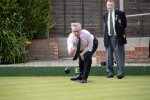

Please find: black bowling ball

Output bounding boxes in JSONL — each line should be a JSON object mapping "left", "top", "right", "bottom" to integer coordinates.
{"left": 64, "top": 67, "right": 70, "bottom": 74}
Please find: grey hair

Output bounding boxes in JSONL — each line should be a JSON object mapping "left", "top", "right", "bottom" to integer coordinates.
{"left": 107, "top": 0, "right": 115, "bottom": 5}
{"left": 71, "top": 23, "right": 82, "bottom": 29}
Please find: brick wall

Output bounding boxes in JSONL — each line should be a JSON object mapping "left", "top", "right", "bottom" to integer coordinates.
{"left": 26, "top": 39, "right": 58, "bottom": 60}
{"left": 96, "top": 47, "right": 150, "bottom": 63}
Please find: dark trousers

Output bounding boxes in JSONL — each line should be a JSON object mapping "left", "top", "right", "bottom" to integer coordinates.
{"left": 78, "top": 37, "right": 98, "bottom": 79}
{"left": 105, "top": 37, "right": 125, "bottom": 76}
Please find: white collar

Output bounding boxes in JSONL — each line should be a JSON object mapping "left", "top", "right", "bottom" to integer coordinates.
{"left": 109, "top": 9, "right": 115, "bottom": 15}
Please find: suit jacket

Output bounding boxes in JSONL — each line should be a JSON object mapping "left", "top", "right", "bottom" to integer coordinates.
{"left": 103, "top": 10, "right": 127, "bottom": 47}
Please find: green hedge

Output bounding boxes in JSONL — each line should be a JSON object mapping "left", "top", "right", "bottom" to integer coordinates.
{"left": 0, "top": 0, "right": 54, "bottom": 64}
{"left": 0, "top": 0, "right": 29, "bottom": 64}
{"left": 17, "top": 0, "right": 54, "bottom": 39}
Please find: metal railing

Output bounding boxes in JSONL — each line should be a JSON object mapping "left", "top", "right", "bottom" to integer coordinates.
{"left": 126, "top": 13, "right": 150, "bottom": 18}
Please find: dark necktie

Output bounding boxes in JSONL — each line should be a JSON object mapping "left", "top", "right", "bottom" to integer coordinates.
{"left": 110, "top": 13, "right": 114, "bottom": 36}
{"left": 73, "top": 37, "right": 81, "bottom": 60}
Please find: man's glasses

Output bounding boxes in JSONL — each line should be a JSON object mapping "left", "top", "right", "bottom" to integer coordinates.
{"left": 72, "top": 30, "right": 80, "bottom": 33}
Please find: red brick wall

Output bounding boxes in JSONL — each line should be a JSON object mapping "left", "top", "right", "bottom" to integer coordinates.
{"left": 26, "top": 39, "right": 58, "bottom": 60}
{"left": 96, "top": 47, "right": 150, "bottom": 63}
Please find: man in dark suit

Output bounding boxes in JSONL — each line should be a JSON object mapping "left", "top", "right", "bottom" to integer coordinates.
{"left": 103, "top": 0, "right": 127, "bottom": 79}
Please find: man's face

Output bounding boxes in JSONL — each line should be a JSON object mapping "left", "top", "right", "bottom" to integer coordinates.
{"left": 106, "top": 2, "right": 115, "bottom": 12}
{"left": 72, "top": 26, "right": 81, "bottom": 38}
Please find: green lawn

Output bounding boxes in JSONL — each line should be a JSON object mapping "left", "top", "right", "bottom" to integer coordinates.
{"left": 0, "top": 76, "right": 150, "bottom": 100}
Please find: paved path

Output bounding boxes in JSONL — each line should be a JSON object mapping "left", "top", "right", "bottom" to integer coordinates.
{"left": 0, "top": 57, "right": 150, "bottom": 67}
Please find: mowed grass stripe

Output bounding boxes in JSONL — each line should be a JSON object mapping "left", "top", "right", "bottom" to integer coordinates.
{"left": 0, "top": 76, "right": 150, "bottom": 100}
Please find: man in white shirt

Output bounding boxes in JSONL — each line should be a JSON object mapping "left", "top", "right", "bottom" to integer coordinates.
{"left": 67, "top": 23, "right": 98, "bottom": 83}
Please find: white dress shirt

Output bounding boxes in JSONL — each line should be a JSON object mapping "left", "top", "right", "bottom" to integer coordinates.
{"left": 67, "top": 29, "right": 94, "bottom": 54}
{"left": 107, "top": 9, "right": 117, "bottom": 36}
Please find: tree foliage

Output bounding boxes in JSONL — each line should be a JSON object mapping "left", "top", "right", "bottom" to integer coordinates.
{"left": 0, "top": 0, "right": 29, "bottom": 64}
{"left": 18, "top": 0, "right": 54, "bottom": 39}
{"left": 0, "top": 0, "right": 54, "bottom": 64}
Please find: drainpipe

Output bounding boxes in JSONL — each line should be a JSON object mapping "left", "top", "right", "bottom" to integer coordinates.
{"left": 119, "top": 0, "right": 124, "bottom": 11}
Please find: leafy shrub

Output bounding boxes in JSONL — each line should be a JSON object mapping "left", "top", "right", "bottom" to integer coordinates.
{"left": 0, "top": 0, "right": 29, "bottom": 64}
{"left": 0, "top": 0, "right": 54, "bottom": 64}
{"left": 17, "top": 0, "right": 54, "bottom": 39}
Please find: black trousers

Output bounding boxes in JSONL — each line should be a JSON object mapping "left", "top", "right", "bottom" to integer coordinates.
{"left": 78, "top": 37, "right": 98, "bottom": 79}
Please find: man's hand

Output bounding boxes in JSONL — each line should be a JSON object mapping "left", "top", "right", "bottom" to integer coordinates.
{"left": 70, "top": 48, "right": 76, "bottom": 55}
{"left": 80, "top": 51, "right": 88, "bottom": 61}
{"left": 80, "top": 53, "right": 84, "bottom": 61}
{"left": 123, "top": 34, "right": 126, "bottom": 38}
